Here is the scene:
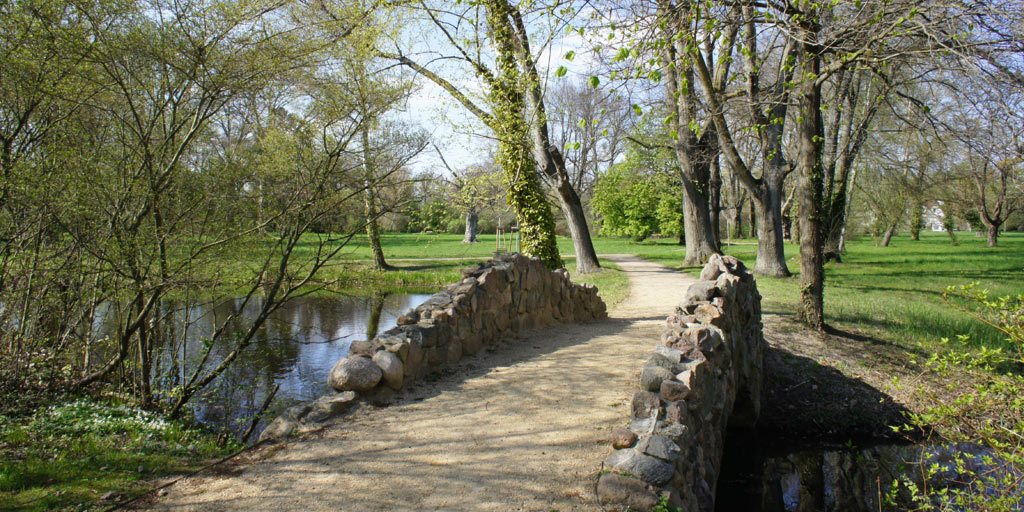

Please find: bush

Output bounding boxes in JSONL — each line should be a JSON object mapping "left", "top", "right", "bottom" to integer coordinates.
{"left": 889, "top": 284, "right": 1024, "bottom": 510}
{"left": 592, "top": 165, "right": 678, "bottom": 241}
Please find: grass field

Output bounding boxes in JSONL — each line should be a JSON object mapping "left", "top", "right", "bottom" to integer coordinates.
{"left": 302, "top": 231, "right": 1024, "bottom": 352}
{"left": 699, "top": 232, "right": 1023, "bottom": 354}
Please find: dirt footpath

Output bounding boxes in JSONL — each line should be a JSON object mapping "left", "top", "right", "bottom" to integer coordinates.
{"left": 145, "top": 255, "right": 694, "bottom": 512}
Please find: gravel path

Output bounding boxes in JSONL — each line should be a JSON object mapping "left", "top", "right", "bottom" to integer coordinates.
{"left": 147, "top": 255, "right": 695, "bottom": 511}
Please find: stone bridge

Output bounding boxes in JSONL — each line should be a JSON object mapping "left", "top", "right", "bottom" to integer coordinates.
{"left": 597, "top": 254, "right": 766, "bottom": 511}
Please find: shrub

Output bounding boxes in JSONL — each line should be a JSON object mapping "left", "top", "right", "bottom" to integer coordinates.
{"left": 889, "top": 284, "right": 1024, "bottom": 510}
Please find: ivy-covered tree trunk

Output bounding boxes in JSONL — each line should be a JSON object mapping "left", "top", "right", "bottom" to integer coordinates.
{"left": 909, "top": 204, "right": 923, "bottom": 241}
{"left": 941, "top": 204, "right": 958, "bottom": 245}
{"left": 506, "top": 8, "right": 600, "bottom": 274}
{"left": 484, "top": 0, "right": 562, "bottom": 270}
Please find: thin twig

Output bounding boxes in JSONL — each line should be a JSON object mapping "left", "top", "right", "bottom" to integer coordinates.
{"left": 594, "top": 461, "right": 610, "bottom": 512}
{"left": 241, "top": 383, "right": 280, "bottom": 444}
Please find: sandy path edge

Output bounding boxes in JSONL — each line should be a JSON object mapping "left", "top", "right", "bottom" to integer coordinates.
{"left": 146, "top": 255, "right": 695, "bottom": 512}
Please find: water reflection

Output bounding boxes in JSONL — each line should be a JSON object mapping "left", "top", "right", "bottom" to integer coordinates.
{"left": 718, "top": 439, "right": 1018, "bottom": 511}
{"left": 93, "top": 293, "right": 429, "bottom": 438}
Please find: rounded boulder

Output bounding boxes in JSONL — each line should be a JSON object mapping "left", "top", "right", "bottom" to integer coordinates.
{"left": 328, "top": 356, "right": 382, "bottom": 392}
{"left": 372, "top": 350, "right": 404, "bottom": 390}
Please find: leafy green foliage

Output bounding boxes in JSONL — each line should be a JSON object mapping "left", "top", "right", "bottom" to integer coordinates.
{"left": 591, "top": 155, "right": 680, "bottom": 241}
{"left": 885, "top": 285, "right": 1024, "bottom": 510}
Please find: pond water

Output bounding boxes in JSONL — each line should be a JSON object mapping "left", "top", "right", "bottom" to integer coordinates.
{"left": 93, "top": 293, "right": 430, "bottom": 439}
{"left": 716, "top": 434, "right": 1018, "bottom": 511}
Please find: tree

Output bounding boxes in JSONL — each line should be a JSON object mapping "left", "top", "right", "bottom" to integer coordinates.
{"left": 0, "top": 0, "right": 412, "bottom": 415}
{"left": 591, "top": 153, "right": 679, "bottom": 241}
{"left": 685, "top": 3, "right": 795, "bottom": 276}
{"left": 651, "top": 0, "right": 723, "bottom": 265}
{"left": 757, "top": 0, "right": 1016, "bottom": 328}
{"left": 382, "top": 1, "right": 596, "bottom": 271}
{"left": 546, "top": 80, "right": 631, "bottom": 210}
{"left": 944, "top": 78, "right": 1023, "bottom": 247}
{"left": 454, "top": 163, "right": 506, "bottom": 244}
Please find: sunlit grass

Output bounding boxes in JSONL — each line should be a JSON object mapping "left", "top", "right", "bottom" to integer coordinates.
{"left": 592, "top": 231, "right": 1024, "bottom": 353}
{"left": 232, "top": 230, "right": 1024, "bottom": 352}
{"left": 568, "top": 259, "right": 629, "bottom": 309}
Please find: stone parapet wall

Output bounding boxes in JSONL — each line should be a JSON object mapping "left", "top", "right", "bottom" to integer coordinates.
{"left": 260, "top": 253, "right": 606, "bottom": 442}
{"left": 597, "top": 254, "right": 765, "bottom": 512}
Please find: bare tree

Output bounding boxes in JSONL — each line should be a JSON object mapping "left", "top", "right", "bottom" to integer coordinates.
{"left": 945, "top": 78, "right": 1024, "bottom": 247}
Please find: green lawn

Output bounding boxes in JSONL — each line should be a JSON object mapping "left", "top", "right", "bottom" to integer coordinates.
{"left": 583, "top": 231, "right": 1024, "bottom": 353}
{"left": 297, "top": 230, "right": 1024, "bottom": 352}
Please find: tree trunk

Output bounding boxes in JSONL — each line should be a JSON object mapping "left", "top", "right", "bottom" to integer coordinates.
{"left": 734, "top": 196, "right": 745, "bottom": 239}
{"left": 909, "top": 202, "right": 923, "bottom": 241}
{"left": 941, "top": 204, "right": 958, "bottom": 245}
{"left": 823, "top": 181, "right": 847, "bottom": 261}
{"left": 789, "top": 198, "right": 800, "bottom": 243}
{"left": 554, "top": 178, "right": 600, "bottom": 274}
{"left": 365, "top": 191, "right": 390, "bottom": 270}
{"left": 748, "top": 200, "right": 757, "bottom": 239}
{"left": 986, "top": 223, "right": 999, "bottom": 247}
{"left": 678, "top": 192, "right": 686, "bottom": 245}
{"left": 795, "top": 41, "right": 826, "bottom": 331}
{"left": 879, "top": 224, "right": 896, "bottom": 247}
{"left": 463, "top": 209, "right": 479, "bottom": 243}
{"left": 362, "top": 126, "right": 391, "bottom": 271}
{"left": 837, "top": 166, "right": 857, "bottom": 254}
{"left": 681, "top": 176, "right": 719, "bottom": 265}
{"left": 507, "top": 7, "right": 598, "bottom": 274}
{"left": 710, "top": 158, "right": 722, "bottom": 245}
{"left": 485, "top": 0, "right": 562, "bottom": 270}
{"left": 752, "top": 179, "right": 791, "bottom": 277}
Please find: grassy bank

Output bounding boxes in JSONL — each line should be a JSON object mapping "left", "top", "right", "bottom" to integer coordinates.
{"left": 722, "top": 233, "right": 1022, "bottom": 353}
{"left": 568, "top": 259, "right": 629, "bottom": 308}
{"left": 0, "top": 398, "right": 237, "bottom": 511}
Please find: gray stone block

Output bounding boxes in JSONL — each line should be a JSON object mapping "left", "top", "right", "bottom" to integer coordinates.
{"left": 328, "top": 356, "right": 382, "bottom": 393}
{"left": 636, "top": 434, "right": 681, "bottom": 462}
{"left": 640, "top": 365, "right": 674, "bottom": 392}
{"left": 596, "top": 473, "right": 659, "bottom": 511}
